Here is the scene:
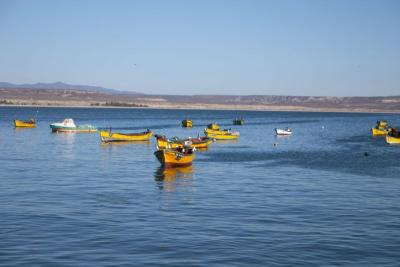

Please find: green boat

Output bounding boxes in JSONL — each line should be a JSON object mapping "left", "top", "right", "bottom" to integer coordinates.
{"left": 233, "top": 118, "right": 245, "bottom": 125}
{"left": 50, "top": 118, "right": 97, "bottom": 132}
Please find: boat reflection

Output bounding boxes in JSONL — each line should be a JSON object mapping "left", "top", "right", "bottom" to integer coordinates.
{"left": 51, "top": 131, "right": 76, "bottom": 143}
{"left": 214, "top": 139, "right": 239, "bottom": 144}
{"left": 100, "top": 140, "right": 151, "bottom": 148}
{"left": 274, "top": 134, "right": 291, "bottom": 141}
{"left": 154, "top": 165, "right": 193, "bottom": 191}
{"left": 14, "top": 127, "right": 34, "bottom": 133}
{"left": 50, "top": 131, "right": 77, "bottom": 159}
{"left": 275, "top": 134, "right": 291, "bottom": 138}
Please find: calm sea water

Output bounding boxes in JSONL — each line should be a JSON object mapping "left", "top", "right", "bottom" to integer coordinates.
{"left": 1, "top": 106, "right": 399, "bottom": 266}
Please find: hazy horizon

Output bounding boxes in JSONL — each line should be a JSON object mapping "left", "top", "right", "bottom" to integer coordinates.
{"left": 0, "top": 0, "right": 399, "bottom": 96}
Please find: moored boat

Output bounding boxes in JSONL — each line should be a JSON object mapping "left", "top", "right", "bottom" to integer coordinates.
{"left": 233, "top": 118, "right": 245, "bottom": 125}
{"left": 182, "top": 119, "right": 193, "bottom": 128}
{"left": 372, "top": 128, "right": 388, "bottom": 135}
{"left": 50, "top": 118, "right": 97, "bottom": 132}
{"left": 371, "top": 120, "right": 389, "bottom": 136}
{"left": 155, "top": 135, "right": 191, "bottom": 149}
{"left": 204, "top": 123, "right": 240, "bottom": 140}
{"left": 154, "top": 147, "right": 195, "bottom": 168}
{"left": 155, "top": 135, "right": 213, "bottom": 149}
{"left": 14, "top": 119, "right": 36, "bottom": 128}
{"left": 275, "top": 128, "right": 292, "bottom": 135}
{"left": 100, "top": 129, "right": 153, "bottom": 142}
{"left": 205, "top": 123, "right": 239, "bottom": 136}
{"left": 188, "top": 136, "right": 214, "bottom": 148}
{"left": 204, "top": 127, "right": 230, "bottom": 135}
{"left": 386, "top": 128, "right": 400, "bottom": 144}
{"left": 205, "top": 131, "right": 239, "bottom": 140}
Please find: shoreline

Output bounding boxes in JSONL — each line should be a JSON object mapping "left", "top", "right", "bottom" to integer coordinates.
{"left": 1, "top": 103, "right": 399, "bottom": 114}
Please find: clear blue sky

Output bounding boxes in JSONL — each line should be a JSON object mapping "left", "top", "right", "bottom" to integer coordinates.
{"left": 0, "top": 0, "right": 399, "bottom": 96}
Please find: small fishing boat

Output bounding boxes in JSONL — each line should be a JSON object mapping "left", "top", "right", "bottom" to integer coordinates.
{"left": 182, "top": 119, "right": 193, "bottom": 128}
{"left": 155, "top": 135, "right": 191, "bottom": 149}
{"left": 204, "top": 123, "right": 239, "bottom": 136}
{"left": 154, "top": 146, "right": 195, "bottom": 168}
{"left": 233, "top": 118, "right": 245, "bottom": 125}
{"left": 275, "top": 128, "right": 292, "bottom": 135}
{"left": 204, "top": 122, "right": 239, "bottom": 139}
{"left": 155, "top": 135, "right": 213, "bottom": 149}
{"left": 205, "top": 131, "right": 240, "bottom": 140}
{"left": 204, "top": 127, "right": 230, "bottom": 135}
{"left": 14, "top": 119, "right": 36, "bottom": 128}
{"left": 188, "top": 136, "right": 214, "bottom": 148}
{"left": 386, "top": 128, "right": 400, "bottom": 144}
{"left": 371, "top": 120, "right": 389, "bottom": 136}
{"left": 100, "top": 129, "right": 153, "bottom": 142}
{"left": 50, "top": 118, "right": 97, "bottom": 132}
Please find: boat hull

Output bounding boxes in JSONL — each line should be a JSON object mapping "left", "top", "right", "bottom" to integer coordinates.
{"left": 154, "top": 149, "right": 194, "bottom": 167}
{"left": 386, "top": 135, "right": 400, "bottom": 144}
{"left": 371, "top": 128, "right": 388, "bottom": 136}
{"left": 14, "top": 120, "right": 36, "bottom": 128}
{"left": 205, "top": 126, "right": 239, "bottom": 140}
{"left": 233, "top": 119, "right": 244, "bottom": 125}
{"left": 182, "top": 120, "right": 193, "bottom": 128}
{"left": 204, "top": 127, "right": 239, "bottom": 136}
{"left": 191, "top": 138, "right": 213, "bottom": 148}
{"left": 100, "top": 130, "right": 153, "bottom": 142}
{"left": 275, "top": 129, "right": 292, "bottom": 135}
{"left": 50, "top": 125, "right": 97, "bottom": 132}
{"left": 205, "top": 132, "right": 239, "bottom": 140}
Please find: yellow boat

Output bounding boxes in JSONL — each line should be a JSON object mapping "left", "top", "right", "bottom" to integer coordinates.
{"left": 182, "top": 119, "right": 193, "bottom": 128}
{"left": 204, "top": 127, "right": 231, "bottom": 135}
{"left": 204, "top": 123, "right": 239, "bottom": 140}
{"left": 371, "top": 120, "right": 389, "bottom": 136}
{"left": 14, "top": 119, "right": 36, "bottom": 128}
{"left": 207, "top": 123, "right": 220, "bottom": 130}
{"left": 386, "top": 135, "right": 400, "bottom": 144}
{"left": 204, "top": 123, "right": 239, "bottom": 136}
{"left": 372, "top": 128, "right": 388, "bottom": 136}
{"left": 189, "top": 136, "right": 213, "bottom": 148}
{"left": 100, "top": 129, "right": 153, "bottom": 142}
{"left": 155, "top": 135, "right": 188, "bottom": 149}
{"left": 205, "top": 131, "right": 239, "bottom": 140}
{"left": 155, "top": 135, "right": 213, "bottom": 149}
{"left": 386, "top": 128, "right": 400, "bottom": 144}
{"left": 154, "top": 147, "right": 194, "bottom": 167}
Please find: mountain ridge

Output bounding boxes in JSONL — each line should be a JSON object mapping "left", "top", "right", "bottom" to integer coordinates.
{"left": 0, "top": 81, "right": 143, "bottom": 95}
{"left": 1, "top": 82, "right": 399, "bottom": 112}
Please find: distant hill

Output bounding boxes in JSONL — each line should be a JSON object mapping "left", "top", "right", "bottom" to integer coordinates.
{"left": 160, "top": 95, "right": 400, "bottom": 110}
{"left": 0, "top": 83, "right": 399, "bottom": 112}
{"left": 0, "top": 81, "right": 143, "bottom": 95}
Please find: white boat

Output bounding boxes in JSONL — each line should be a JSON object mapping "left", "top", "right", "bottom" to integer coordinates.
{"left": 275, "top": 128, "right": 292, "bottom": 135}
{"left": 50, "top": 118, "right": 97, "bottom": 132}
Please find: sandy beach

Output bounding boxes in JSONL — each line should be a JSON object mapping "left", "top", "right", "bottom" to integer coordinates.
{"left": 1, "top": 101, "right": 399, "bottom": 114}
